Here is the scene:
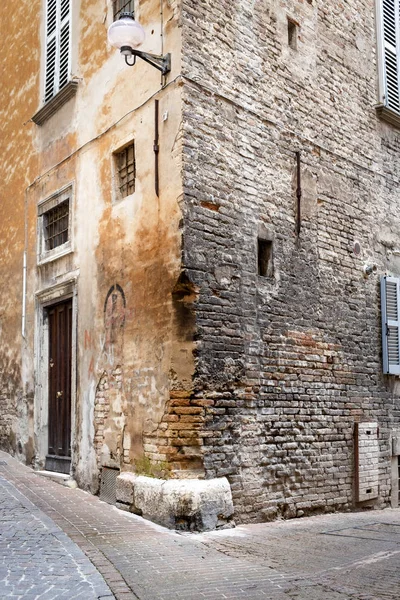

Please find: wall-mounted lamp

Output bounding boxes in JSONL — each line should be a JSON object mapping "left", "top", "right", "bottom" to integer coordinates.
{"left": 108, "top": 12, "right": 171, "bottom": 75}
{"left": 363, "top": 264, "right": 377, "bottom": 276}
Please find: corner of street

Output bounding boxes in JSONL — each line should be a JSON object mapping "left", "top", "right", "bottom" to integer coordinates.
{"left": 1, "top": 451, "right": 399, "bottom": 600}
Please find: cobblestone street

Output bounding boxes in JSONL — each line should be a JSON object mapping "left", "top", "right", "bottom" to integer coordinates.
{"left": 1, "top": 451, "right": 400, "bottom": 600}
{"left": 0, "top": 464, "right": 113, "bottom": 599}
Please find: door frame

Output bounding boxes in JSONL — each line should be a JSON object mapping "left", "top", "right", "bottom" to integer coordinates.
{"left": 34, "top": 279, "right": 78, "bottom": 472}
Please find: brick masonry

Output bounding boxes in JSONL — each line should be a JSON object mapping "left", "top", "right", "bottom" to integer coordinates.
{"left": 178, "top": 0, "right": 400, "bottom": 522}
{"left": 3, "top": 0, "right": 400, "bottom": 530}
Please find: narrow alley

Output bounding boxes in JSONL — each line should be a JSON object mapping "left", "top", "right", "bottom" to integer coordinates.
{"left": 1, "top": 451, "right": 399, "bottom": 600}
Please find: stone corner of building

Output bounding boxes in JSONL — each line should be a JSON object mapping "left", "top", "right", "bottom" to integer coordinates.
{"left": 115, "top": 472, "right": 235, "bottom": 532}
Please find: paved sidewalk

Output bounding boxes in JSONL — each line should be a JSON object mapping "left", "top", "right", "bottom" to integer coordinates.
{"left": 0, "top": 470, "right": 113, "bottom": 599}
{"left": 1, "top": 451, "right": 400, "bottom": 599}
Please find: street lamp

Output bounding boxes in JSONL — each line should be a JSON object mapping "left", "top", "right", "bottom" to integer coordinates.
{"left": 108, "top": 12, "right": 171, "bottom": 75}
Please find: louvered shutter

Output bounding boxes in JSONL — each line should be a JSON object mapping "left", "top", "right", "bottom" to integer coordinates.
{"left": 381, "top": 276, "right": 400, "bottom": 374}
{"left": 381, "top": 0, "right": 400, "bottom": 113}
{"left": 44, "top": 0, "right": 71, "bottom": 103}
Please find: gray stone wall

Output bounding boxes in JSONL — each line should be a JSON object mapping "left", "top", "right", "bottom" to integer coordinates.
{"left": 181, "top": 0, "right": 400, "bottom": 521}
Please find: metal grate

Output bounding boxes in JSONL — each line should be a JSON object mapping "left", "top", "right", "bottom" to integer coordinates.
{"left": 116, "top": 143, "right": 135, "bottom": 198}
{"left": 99, "top": 467, "right": 120, "bottom": 505}
{"left": 113, "top": 0, "right": 134, "bottom": 19}
{"left": 44, "top": 199, "right": 69, "bottom": 250}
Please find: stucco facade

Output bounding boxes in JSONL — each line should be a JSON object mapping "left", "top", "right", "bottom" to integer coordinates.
{"left": 0, "top": 0, "right": 186, "bottom": 492}
{"left": 2, "top": 0, "right": 400, "bottom": 529}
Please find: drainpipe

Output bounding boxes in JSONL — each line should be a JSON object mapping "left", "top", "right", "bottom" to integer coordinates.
{"left": 22, "top": 251, "right": 27, "bottom": 338}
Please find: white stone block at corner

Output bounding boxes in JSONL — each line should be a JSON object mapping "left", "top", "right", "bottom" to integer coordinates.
{"left": 116, "top": 472, "right": 138, "bottom": 505}
{"left": 117, "top": 473, "right": 234, "bottom": 532}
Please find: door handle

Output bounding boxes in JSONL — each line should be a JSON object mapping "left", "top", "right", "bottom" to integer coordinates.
{"left": 56, "top": 391, "right": 63, "bottom": 398}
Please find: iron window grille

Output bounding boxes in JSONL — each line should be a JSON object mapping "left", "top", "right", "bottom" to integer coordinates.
{"left": 116, "top": 143, "right": 136, "bottom": 198}
{"left": 113, "top": 0, "right": 134, "bottom": 20}
{"left": 38, "top": 186, "right": 73, "bottom": 263}
{"left": 44, "top": 200, "right": 70, "bottom": 250}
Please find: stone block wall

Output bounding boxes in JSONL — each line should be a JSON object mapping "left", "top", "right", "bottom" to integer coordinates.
{"left": 180, "top": 0, "right": 400, "bottom": 522}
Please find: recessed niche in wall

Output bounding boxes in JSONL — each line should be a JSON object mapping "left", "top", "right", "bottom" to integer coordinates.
{"left": 258, "top": 239, "right": 274, "bottom": 278}
{"left": 288, "top": 18, "right": 298, "bottom": 50}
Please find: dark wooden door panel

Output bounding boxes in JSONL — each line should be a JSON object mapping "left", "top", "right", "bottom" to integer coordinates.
{"left": 48, "top": 299, "right": 72, "bottom": 458}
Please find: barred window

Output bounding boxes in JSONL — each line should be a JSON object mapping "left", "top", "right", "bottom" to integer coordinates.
{"left": 44, "top": 200, "right": 70, "bottom": 250}
{"left": 38, "top": 186, "right": 73, "bottom": 263}
{"left": 113, "top": 0, "right": 135, "bottom": 20}
{"left": 115, "top": 143, "right": 136, "bottom": 198}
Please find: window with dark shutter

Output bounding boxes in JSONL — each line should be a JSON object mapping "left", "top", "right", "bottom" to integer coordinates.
{"left": 381, "top": 276, "right": 400, "bottom": 374}
{"left": 45, "top": 0, "right": 71, "bottom": 103}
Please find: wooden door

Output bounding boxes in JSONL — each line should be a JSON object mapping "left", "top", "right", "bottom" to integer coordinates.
{"left": 47, "top": 299, "right": 72, "bottom": 469}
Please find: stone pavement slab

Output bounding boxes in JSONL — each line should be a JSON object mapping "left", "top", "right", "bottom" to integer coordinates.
{"left": 0, "top": 473, "right": 114, "bottom": 599}
{"left": 1, "top": 451, "right": 400, "bottom": 599}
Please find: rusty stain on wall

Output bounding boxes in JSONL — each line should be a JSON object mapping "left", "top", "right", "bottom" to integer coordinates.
{"left": 0, "top": 0, "right": 191, "bottom": 496}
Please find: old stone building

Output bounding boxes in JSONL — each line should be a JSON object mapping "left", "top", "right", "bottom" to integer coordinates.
{"left": 2, "top": 0, "right": 400, "bottom": 529}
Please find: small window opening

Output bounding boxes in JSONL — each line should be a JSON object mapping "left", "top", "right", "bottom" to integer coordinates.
{"left": 44, "top": 200, "right": 70, "bottom": 251}
{"left": 113, "top": 0, "right": 134, "bottom": 20}
{"left": 288, "top": 19, "right": 298, "bottom": 50}
{"left": 115, "top": 142, "right": 136, "bottom": 198}
{"left": 258, "top": 239, "right": 274, "bottom": 278}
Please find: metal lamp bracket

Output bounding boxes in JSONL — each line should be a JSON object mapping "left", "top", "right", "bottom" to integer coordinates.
{"left": 121, "top": 46, "right": 171, "bottom": 75}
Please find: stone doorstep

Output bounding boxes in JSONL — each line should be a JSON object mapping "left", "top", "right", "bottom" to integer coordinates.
{"left": 36, "top": 470, "right": 78, "bottom": 488}
{"left": 116, "top": 472, "right": 235, "bottom": 532}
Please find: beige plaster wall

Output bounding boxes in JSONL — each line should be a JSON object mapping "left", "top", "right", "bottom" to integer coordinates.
{"left": 1, "top": 0, "right": 190, "bottom": 491}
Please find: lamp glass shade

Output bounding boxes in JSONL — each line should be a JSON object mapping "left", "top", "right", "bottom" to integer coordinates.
{"left": 107, "top": 17, "right": 145, "bottom": 50}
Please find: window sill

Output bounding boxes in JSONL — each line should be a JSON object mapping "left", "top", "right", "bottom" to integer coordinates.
{"left": 32, "top": 81, "right": 79, "bottom": 126}
{"left": 38, "top": 243, "right": 73, "bottom": 266}
{"left": 375, "top": 104, "right": 400, "bottom": 129}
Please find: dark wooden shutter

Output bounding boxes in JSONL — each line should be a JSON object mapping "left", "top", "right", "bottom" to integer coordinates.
{"left": 381, "top": 276, "right": 400, "bottom": 374}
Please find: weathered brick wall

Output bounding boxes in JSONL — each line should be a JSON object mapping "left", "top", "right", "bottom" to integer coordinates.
{"left": 181, "top": 0, "right": 400, "bottom": 521}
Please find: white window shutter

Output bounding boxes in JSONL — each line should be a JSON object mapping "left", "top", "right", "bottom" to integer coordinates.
{"left": 44, "top": 0, "right": 71, "bottom": 103}
{"left": 381, "top": 276, "right": 400, "bottom": 375}
{"left": 59, "top": 20, "right": 70, "bottom": 89}
{"left": 45, "top": 36, "right": 57, "bottom": 102}
{"left": 381, "top": 0, "right": 400, "bottom": 112}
